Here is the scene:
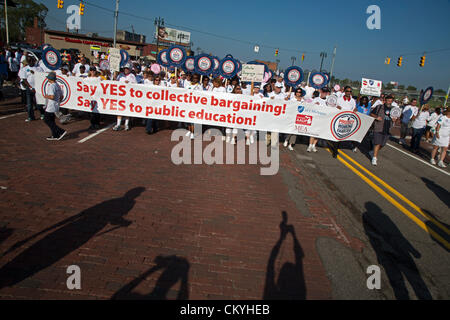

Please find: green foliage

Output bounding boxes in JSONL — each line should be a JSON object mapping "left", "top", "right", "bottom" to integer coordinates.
{"left": 407, "top": 85, "right": 417, "bottom": 91}
{"left": 0, "top": 0, "right": 48, "bottom": 43}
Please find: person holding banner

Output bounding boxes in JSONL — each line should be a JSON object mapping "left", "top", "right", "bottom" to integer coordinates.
{"left": 113, "top": 64, "right": 136, "bottom": 131}
{"left": 185, "top": 74, "right": 202, "bottom": 139}
{"left": 42, "top": 72, "right": 67, "bottom": 141}
{"left": 20, "top": 56, "right": 45, "bottom": 122}
{"left": 225, "top": 85, "right": 243, "bottom": 144}
{"left": 72, "top": 57, "right": 90, "bottom": 76}
{"left": 369, "top": 95, "right": 397, "bottom": 166}
{"left": 145, "top": 75, "right": 163, "bottom": 135}
{"left": 430, "top": 108, "right": 449, "bottom": 168}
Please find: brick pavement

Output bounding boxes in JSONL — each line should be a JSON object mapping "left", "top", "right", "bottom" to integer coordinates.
{"left": 0, "top": 110, "right": 365, "bottom": 300}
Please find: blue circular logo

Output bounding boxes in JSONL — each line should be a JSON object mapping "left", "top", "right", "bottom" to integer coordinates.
{"left": 297, "top": 105, "right": 305, "bottom": 113}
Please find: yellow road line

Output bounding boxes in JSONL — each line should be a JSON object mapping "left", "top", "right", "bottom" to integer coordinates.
{"left": 338, "top": 150, "right": 450, "bottom": 235}
{"left": 325, "top": 148, "right": 450, "bottom": 250}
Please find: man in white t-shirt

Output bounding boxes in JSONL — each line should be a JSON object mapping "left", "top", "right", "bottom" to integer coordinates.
{"left": 19, "top": 57, "right": 45, "bottom": 121}
{"left": 336, "top": 86, "right": 356, "bottom": 111}
{"left": 271, "top": 82, "right": 286, "bottom": 100}
{"left": 42, "top": 72, "right": 67, "bottom": 140}
{"left": 399, "top": 98, "right": 419, "bottom": 145}
{"left": 301, "top": 82, "right": 315, "bottom": 100}
{"left": 72, "top": 57, "right": 90, "bottom": 75}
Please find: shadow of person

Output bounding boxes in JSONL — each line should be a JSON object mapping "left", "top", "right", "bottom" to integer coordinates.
{"left": 362, "top": 202, "right": 432, "bottom": 300}
{"left": 111, "top": 255, "right": 190, "bottom": 300}
{"left": 263, "top": 211, "right": 306, "bottom": 300}
{"left": 0, "top": 227, "right": 14, "bottom": 245}
{"left": 0, "top": 187, "right": 145, "bottom": 289}
{"left": 421, "top": 177, "right": 450, "bottom": 208}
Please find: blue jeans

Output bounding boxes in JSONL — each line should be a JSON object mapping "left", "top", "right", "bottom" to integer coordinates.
{"left": 410, "top": 127, "right": 425, "bottom": 151}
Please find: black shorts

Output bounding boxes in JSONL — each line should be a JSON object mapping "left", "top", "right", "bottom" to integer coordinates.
{"left": 373, "top": 132, "right": 389, "bottom": 147}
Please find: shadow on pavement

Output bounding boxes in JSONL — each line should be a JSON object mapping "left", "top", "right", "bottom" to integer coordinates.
{"left": 263, "top": 211, "right": 306, "bottom": 300}
{"left": 111, "top": 255, "right": 190, "bottom": 300}
{"left": 0, "top": 187, "right": 145, "bottom": 289}
{"left": 363, "top": 202, "right": 432, "bottom": 299}
{"left": 0, "top": 227, "right": 14, "bottom": 245}
{"left": 421, "top": 177, "right": 450, "bottom": 209}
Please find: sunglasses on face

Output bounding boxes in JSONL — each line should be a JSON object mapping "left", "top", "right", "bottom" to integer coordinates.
{"left": 345, "top": 90, "right": 352, "bottom": 93}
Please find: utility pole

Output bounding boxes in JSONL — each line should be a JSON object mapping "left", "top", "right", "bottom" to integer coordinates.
{"left": 319, "top": 51, "right": 327, "bottom": 72}
{"left": 4, "top": 0, "right": 9, "bottom": 45}
{"left": 291, "top": 56, "right": 296, "bottom": 66}
{"left": 113, "top": 0, "right": 119, "bottom": 47}
{"left": 154, "top": 17, "right": 164, "bottom": 53}
{"left": 329, "top": 46, "right": 337, "bottom": 85}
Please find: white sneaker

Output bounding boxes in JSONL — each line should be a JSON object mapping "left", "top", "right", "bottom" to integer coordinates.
{"left": 430, "top": 159, "right": 436, "bottom": 165}
{"left": 288, "top": 145, "right": 294, "bottom": 151}
{"left": 231, "top": 137, "right": 236, "bottom": 145}
{"left": 371, "top": 157, "right": 377, "bottom": 166}
{"left": 438, "top": 161, "right": 447, "bottom": 168}
{"left": 185, "top": 131, "right": 191, "bottom": 137}
{"left": 312, "top": 146, "right": 318, "bottom": 153}
{"left": 283, "top": 140, "right": 288, "bottom": 147}
{"left": 190, "top": 132, "right": 194, "bottom": 139}
{"left": 352, "top": 147, "right": 358, "bottom": 153}
{"left": 246, "top": 138, "right": 250, "bottom": 145}
{"left": 112, "top": 125, "right": 121, "bottom": 131}
{"left": 249, "top": 135, "right": 255, "bottom": 144}
{"left": 226, "top": 136, "right": 231, "bottom": 143}
{"left": 125, "top": 125, "right": 130, "bottom": 131}
{"left": 306, "top": 145, "right": 312, "bottom": 152}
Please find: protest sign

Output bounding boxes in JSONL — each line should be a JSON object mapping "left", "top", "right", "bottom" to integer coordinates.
{"left": 360, "top": 78, "right": 382, "bottom": 97}
{"left": 108, "top": 48, "right": 121, "bottom": 72}
{"left": 35, "top": 73, "right": 374, "bottom": 142}
{"left": 241, "top": 64, "right": 265, "bottom": 82}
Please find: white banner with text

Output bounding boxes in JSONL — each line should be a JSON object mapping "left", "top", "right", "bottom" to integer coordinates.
{"left": 35, "top": 73, "right": 374, "bottom": 142}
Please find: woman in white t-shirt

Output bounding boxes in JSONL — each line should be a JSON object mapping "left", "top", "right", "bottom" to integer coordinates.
{"left": 283, "top": 88, "right": 304, "bottom": 151}
{"left": 410, "top": 104, "right": 430, "bottom": 153}
{"left": 430, "top": 109, "right": 450, "bottom": 167}
{"left": 425, "top": 107, "right": 441, "bottom": 142}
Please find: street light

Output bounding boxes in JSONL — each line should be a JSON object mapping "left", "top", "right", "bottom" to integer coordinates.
{"left": 291, "top": 56, "right": 296, "bottom": 66}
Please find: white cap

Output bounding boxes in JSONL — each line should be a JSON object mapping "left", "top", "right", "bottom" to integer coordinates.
{"left": 275, "top": 82, "right": 283, "bottom": 88}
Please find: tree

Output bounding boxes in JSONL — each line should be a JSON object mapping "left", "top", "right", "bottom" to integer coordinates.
{"left": 407, "top": 85, "right": 417, "bottom": 91}
{"left": 398, "top": 85, "right": 405, "bottom": 90}
{"left": 0, "top": 0, "right": 48, "bottom": 43}
{"left": 385, "top": 83, "right": 394, "bottom": 90}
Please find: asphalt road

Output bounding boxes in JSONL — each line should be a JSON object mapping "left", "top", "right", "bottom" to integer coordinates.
{"left": 286, "top": 134, "right": 449, "bottom": 299}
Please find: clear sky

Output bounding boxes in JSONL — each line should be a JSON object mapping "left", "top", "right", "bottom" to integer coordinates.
{"left": 39, "top": 0, "right": 450, "bottom": 91}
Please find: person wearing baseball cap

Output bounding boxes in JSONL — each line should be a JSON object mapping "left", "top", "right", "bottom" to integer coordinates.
{"left": 42, "top": 72, "right": 67, "bottom": 141}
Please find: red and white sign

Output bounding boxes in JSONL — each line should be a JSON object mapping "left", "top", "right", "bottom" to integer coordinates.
{"left": 361, "top": 78, "right": 382, "bottom": 97}
{"left": 296, "top": 114, "right": 313, "bottom": 126}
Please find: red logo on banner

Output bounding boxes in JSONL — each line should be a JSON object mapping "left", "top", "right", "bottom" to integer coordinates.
{"left": 296, "top": 114, "right": 313, "bottom": 126}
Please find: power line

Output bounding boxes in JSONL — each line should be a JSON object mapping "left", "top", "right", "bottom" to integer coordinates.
{"left": 81, "top": 0, "right": 323, "bottom": 54}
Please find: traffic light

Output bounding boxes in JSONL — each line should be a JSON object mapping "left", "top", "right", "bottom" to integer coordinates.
{"left": 275, "top": 49, "right": 279, "bottom": 56}
{"left": 79, "top": 2, "right": 85, "bottom": 15}
{"left": 57, "top": 0, "right": 64, "bottom": 8}
{"left": 419, "top": 55, "right": 426, "bottom": 67}
{"left": 385, "top": 57, "right": 390, "bottom": 65}
{"left": 301, "top": 53, "right": 305, "bottom": 62}
{"left": 397, "top": 56, "right": 403, "bottom": 67}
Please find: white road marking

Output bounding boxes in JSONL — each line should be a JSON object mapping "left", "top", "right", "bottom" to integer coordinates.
{"left": 387, "top": 143, "right": 450, "bottom": 176}
{"left": 78, "top": 124, "right": 114, "bottom": 143}
{"left": 0, "top": 112, "right": 26, "bottom": 120}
